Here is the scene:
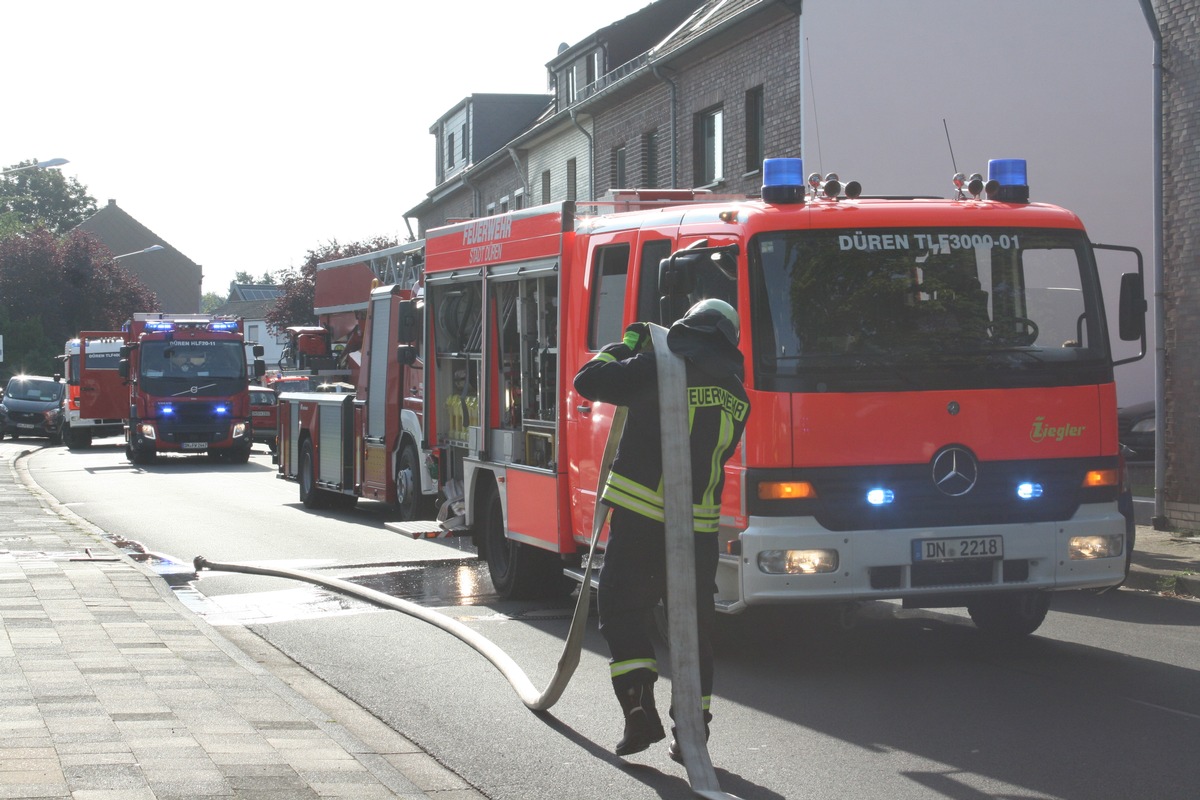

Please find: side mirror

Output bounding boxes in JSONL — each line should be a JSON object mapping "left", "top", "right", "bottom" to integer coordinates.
{"left": 253, "top": 359, "right": 266, "bottom": 378}
{"left": 252, "top": 344, "right": 265, "bottom": 358}
{"left": 397, "top": 300, "right": 420, "bottom": 344}
{"left": 397, "top": 344, "right": 417, "bottom": 366}
{"left": 118, "top": 360, "right": 129, "bottom": 379}
{"left": 119, "top": 345, "right": 131, "bottom": 359}
{"left": 1118, "top": 272, "right": 1147, "bottom": 342}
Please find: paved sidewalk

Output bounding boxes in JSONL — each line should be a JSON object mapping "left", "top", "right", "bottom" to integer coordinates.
{"left": 0, "top": 448, "right": 483, "bottom": 800}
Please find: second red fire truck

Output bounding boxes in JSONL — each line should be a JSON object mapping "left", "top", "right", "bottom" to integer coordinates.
{"left": 389, "top": 157, "right": 1145, "bottom": 637}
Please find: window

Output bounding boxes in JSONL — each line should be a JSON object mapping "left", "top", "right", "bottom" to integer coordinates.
{"left": 248, "top": 324, "right": 260, "bottom": 342}
{"left": 499, "top": 196, "right": 509, "bottom": 213}
{"left": 514, "top": 189, "right": 525, "bottom": 210}
{"left": 541, "top": 170, "right": 551, "bottom": 204}
{"left": 745, "top": 86, "right": 764, "bottom": 173}
{"left": 461, "top": 123, "right": 468, "bottom": 162}
{"left": 613, "top": 145, "right": 627, "bottom": 189}
{"left": 447, "top": 132, "right": 456, "bottom": 168}
{"left": 566, "top": 67, "right": 577, "bottom": 103}
{"left": 643, "top": 131, "right": 659, "bottom": 189}
{"left": 588, "top": 244, "right": 631, "bottom": 349}
{"left": 694, "top": 105, "right": 724, "bottom": 186}
{"left": 567, "top": 158, "right": 577, "bottom": 201}
{"left": 636, "top": 239, "right": 673, "bottom": 323}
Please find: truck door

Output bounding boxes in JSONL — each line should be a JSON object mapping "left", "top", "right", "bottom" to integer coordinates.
{"left": 564, "top": 231, "right": 670, "bottom": 544}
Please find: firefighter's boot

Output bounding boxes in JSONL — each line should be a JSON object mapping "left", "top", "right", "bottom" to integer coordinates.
{"left": 614, "top": 683, "right": 665, "bottom": 756}
{"left": 668, "top": 710, "right": 712, "bottom": 764}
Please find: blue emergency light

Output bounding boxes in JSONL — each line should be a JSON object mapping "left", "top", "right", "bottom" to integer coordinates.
{"left": 145, "top": 321, "right": 175, "bottom": 332}
{"left": 159, "top": 404, "right": 175, "bottom": 416}
{"left": 209, "top": 321, "right": 239, "bottom": 332}
{"left": 762, "top": 158, "right": 806, "bottom": 204}
{"left": 214, "top": 405, "right": 229, "bottom": 415}
{"left": 987, "top": 158, "right": 1030, "bottom": 203}
{"left": 1016, "top": 482, "right": 1044, "bottom": 500}
{"left": 866, "top": 488, "right": 895, "bottom": 506}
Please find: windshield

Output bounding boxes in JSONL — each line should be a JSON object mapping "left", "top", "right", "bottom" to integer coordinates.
{"left": 749, "top": 227, "right": 1112, "bottom": 392}
{"left": 5, "top": 379, "right": 64, "bottom": 403}
{"left": 138, "top": 340, "right": 246, "bottom": 395}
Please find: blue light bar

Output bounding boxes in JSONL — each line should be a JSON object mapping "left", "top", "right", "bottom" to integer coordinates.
{"left": 214, "top": 405, "right": 229, "bottom": 415}
{"left": 1016, "top": 482, "right": 1044, "bottom": 500}
{"left": 866, "top": 488, "right": 895, "bottom": 506}
{"left": 209, "top": 321, "right": 239, "bottom": 332}
{"left": 987, "top": 158, "right": 1030, "bottom": 203}
{"left": 988, "top": 158, "right": 1027, "bottom": 187}
{"left": 762, "top": 158, "right": 806, "bottom": 204}
{"left": 159, "top": 404, "right": 175, "bottom": 416}
{"left": 145, "top": 321, "right": 175, "bottom": 332}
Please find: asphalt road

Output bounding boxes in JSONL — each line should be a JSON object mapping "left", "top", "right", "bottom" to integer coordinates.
{"left": 20, "top": 437, "right": 1200, "bottom": 800}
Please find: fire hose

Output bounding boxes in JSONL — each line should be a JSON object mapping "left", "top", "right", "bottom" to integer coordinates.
{"left": 195, "top": 324, "right": 742, "bottom": 800}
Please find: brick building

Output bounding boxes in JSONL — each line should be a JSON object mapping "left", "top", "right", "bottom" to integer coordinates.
{"left": 1153, "top": 0, "right": 1200, "bottom": 529}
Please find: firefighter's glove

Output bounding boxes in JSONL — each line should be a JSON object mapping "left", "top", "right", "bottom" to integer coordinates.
{"left": 622, "top": 322, "right": 651, "bottom": 353}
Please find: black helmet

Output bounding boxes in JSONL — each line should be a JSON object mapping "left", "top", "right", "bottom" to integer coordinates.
{"left": 672, "top": 298, "right": 739, "bottom": 346}
{"left": 667, "top": 298, "right": 743, "bottom": 378}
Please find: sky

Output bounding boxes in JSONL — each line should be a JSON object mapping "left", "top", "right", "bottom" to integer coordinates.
{"left": 7, "top": 0, "right": 657, "bottom": 295}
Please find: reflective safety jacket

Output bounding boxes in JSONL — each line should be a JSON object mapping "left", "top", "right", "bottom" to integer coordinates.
{"left": 573, "top": 340, "right": 749, "bottom": 533}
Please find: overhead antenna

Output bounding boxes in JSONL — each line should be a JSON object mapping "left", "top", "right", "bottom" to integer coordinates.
{"left": 806, "top": 37, "right": 823, "bottom": 174}
{"left": 942, "top": 118, "right": 958, "bottom": 174}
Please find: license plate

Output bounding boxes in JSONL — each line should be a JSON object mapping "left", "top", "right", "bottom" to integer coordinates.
{"left": 252, "top": 411, "right": 271, "bottom": 416}
{"left": 17, "top": 423, "right": 36, "bottom": 429}
{"left": 181, "top": 441, "right": 207, "bottom": 450}
{"left": 913, "top": 536, "right": 1003, "bottom": 562}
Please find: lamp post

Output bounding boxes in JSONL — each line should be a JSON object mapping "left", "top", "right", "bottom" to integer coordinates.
{"left": 113, "top": 245, "right": 163, "bottom": 260}
{"left": 1, "top": 158, "right": 69, "bottom": 176}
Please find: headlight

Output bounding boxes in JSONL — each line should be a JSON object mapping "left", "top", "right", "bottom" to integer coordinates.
{"left": 1130, "top": 418, "right": 1155, "bottom": 434}
{"left": 232, "top": 422, "right": 247, "bottom": 438}
{"left": 1068, "top": 535, "right": 1124, "bottom": 560}
{"left": 139, "top": 423, "right": 157, "bottom": 440}
{"left": 758, "top": 549, "right": 839, "bottom": 574}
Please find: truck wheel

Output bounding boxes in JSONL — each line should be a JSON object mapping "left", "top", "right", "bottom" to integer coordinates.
{"left": 299, "top": 439, "right": 329, "bottom": 509}
{"left": 480, "top": 483, "right": 568, "bottom": 600}
{"left": 967, "top": 591, "right": 1051, "bottom": 638}
{"left": 395, "top": 439, "right": 431, "bottom": 521}
{"left": 129, "top": 440, "right": 156, "bottom": 465}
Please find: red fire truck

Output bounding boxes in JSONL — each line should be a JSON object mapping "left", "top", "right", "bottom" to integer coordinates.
{"left": 275, "top": 242, "right": 437, "bottom": 519}
{"left": 61, "top": 333, "right": 127, "bottom": 449}
{"left": 112, "top": 313, "right": 265, "bottom": 464}
{"left": 394, "top": 157, "right": 1146, "bottom": 637}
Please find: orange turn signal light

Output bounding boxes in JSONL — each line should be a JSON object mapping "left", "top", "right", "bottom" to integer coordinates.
{"left": 1081, "top": 469, "right": 1119, "bottom": 488}
{"left": 757, "top": 480, "right": 817, "bottom": 500}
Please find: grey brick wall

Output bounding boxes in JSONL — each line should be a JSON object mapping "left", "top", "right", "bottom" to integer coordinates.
{"left": 1158, "top": 0, "right": 1200, "bottom": 528}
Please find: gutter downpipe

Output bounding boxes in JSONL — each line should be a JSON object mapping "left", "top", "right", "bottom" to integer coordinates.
{"left": 506, "top": 146, "right": 530, "bottom": 199}
{"left": 1138, "top": 0, "right": 1166, "bottom": 528}
{"left": 568, "top": 108, "right": 594, "bottom": 201}
{"left": 651, "top": 64, "right": 679, "bottom": 188}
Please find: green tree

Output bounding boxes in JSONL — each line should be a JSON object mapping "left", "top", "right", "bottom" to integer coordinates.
{"left": 265, "top": 237, "right": 400, "bottom": 334}
{"left": 234, "top": 270, "right": 278, "bottom": 285}
{"left": 0, "top": 229, "right": 158, "bottom": 377}
{"left": 0, "top": 161, "right": 97, "bottom": 235}
{"left": 200, "top": 291, "right": 226, "bottom": 313}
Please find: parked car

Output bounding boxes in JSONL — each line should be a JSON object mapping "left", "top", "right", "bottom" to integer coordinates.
{"left": 248, "top": 385, "right": 279, "bottom": 453}
{"left": 1, "top": 375, "right": 66, "bottom": 444}
{"left": 1117, "top": 400, "right": 1155, "bottom": 462}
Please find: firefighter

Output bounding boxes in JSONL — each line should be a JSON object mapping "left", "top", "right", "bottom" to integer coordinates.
{"left": 573, "top": 298, "right": 750, "bottom": 759}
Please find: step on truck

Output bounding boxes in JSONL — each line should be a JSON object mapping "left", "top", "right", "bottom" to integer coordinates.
{"left": 275, "top": 241, "right": 438, "bottom": 519}
{"left": 61, "top": 333, "right": 127, "bottom": 449}
{"left": 391, "top": 157, "right": 1147, "bottom": 638}
{"left": 113, "top": 313, "right": 266, "bottom": 464}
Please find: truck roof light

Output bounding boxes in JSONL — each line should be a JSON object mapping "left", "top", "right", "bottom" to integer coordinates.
{"left": 986, "top": 158, "right": 1030, "bottom": 203}
{"left": 145, "top": 321, "right": 175, "bottom": 332}
{"left": 761, "top": 158, "right": 806, "bottom": 204}
{"left": 208, "top": 321, "right": 239, "bottom": 332}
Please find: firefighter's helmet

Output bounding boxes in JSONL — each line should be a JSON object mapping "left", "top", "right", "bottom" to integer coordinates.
{"left": 674, "top": 298, "right": 739, "bottom": 346}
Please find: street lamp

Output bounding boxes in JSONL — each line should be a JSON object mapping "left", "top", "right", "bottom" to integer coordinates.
{"left": 1, "top": 158, "right": 70, "bottom": 176}
{"left": 113, "top": 245, "right": 164, "bottom": 260}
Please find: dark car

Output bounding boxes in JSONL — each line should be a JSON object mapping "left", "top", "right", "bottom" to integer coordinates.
{"left": 1, "top": 375, "right": 66, "bottom": 444}
{"left": 248, "top": 386, "right": 279, "bottom": 453}
{"left": 1117, "top": 400, "right": 1155, "bottom": 462}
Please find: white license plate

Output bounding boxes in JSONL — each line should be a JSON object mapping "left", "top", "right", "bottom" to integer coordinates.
{"left": 17, "top": 423, "right": 36, "bottom": 428}
{"left": 252, "top": 410, "right": 271, "bottom": 416}
{"left": 181, "top": 442, "right": 207, "bottom": 450}
{"left": 912, "top": 536, "right": 1003, "bottom": 562}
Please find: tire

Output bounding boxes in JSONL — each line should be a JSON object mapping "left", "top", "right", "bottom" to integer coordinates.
{"left": 298, "top": 438, "right": 329, "bottom": 509}
{"left": 967, "top": 591, "right": 1051, "bottom": 638}
{"left": 129, "top": 440, "right": 156, "bottom": 465}
{"left": 479, "top": 482, "right": 568, "bottom": 600}
{"left": 395, "top": 438, "right": 432, "bottom": 521}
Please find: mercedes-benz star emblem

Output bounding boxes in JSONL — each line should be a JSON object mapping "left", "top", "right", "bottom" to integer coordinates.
{"left": 931, "top": 446, "right": 978, "bottom": 497}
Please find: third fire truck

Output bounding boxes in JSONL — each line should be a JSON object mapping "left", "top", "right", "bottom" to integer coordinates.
{"left": 394, "top": 157, "right": 1146, "bottom": 637}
